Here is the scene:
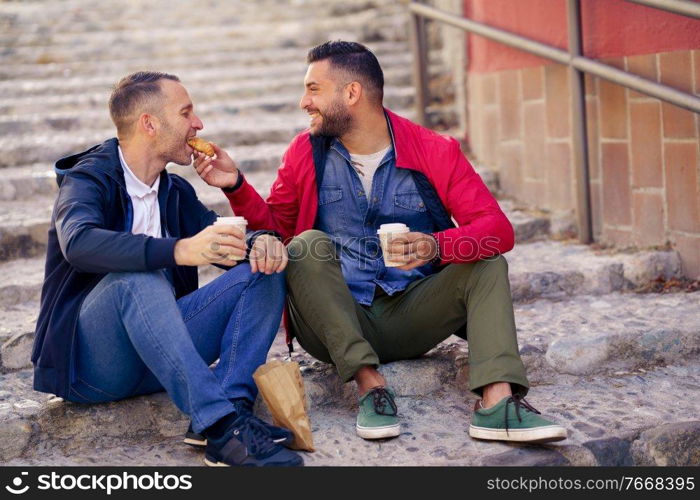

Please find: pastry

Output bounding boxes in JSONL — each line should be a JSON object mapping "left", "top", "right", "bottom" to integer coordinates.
{"left": 187, "top": 137, "right": 215, "bottom": 156}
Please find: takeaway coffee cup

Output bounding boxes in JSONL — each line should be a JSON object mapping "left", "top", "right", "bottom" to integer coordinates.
{"left": 377, "top": 223, "right": 410, "bottom": 267}
{"left": 214, "top": 216, "right": 247, "bottom": 260}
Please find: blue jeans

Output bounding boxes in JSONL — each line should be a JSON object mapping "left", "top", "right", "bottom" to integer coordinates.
{"left": 68, "top": 264, "right": 285, "bottom": 433}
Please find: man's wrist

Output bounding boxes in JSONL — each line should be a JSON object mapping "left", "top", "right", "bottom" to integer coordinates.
{"left": 222, "top": 171, "right": 244, "bottom": 193}
{"left": 173, "top": 238, "right": 188, "bottom": 266}
{"left": 427, "top": 234, "right": 441, "bottom": 264}
{"left": 246, "top": 230, "right": 282, "bottom": 258}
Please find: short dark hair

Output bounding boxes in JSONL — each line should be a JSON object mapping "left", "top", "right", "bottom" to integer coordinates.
{"left": 108, "top": 71, "right": 180, "bottom": 136}
{"left": 307, "top": 41, "right": 384, "bottom": 105}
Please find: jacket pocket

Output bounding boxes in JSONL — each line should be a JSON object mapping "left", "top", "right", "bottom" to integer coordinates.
{"left": 316, "top": 187, "right": 346, "bottom": 235}
{"left": 394, "top": 191, "right": 427, "bottom": 212}
{"left": 392, "top": 190, "right": 433, "bottom": 233}
{"left": 319, "top": 186, "right": 343, "bottom": 205}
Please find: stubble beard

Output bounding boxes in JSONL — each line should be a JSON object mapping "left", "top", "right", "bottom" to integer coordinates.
{"left": 311, "top": 97, "right": 353, "bottom": 138}
{"left": 158, "top": 119, "right": 191, "bottom": 166}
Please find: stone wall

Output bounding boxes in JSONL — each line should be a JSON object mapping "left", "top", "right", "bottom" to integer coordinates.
{"left": 467, "top": 50, "right": 700, "bottom": 279}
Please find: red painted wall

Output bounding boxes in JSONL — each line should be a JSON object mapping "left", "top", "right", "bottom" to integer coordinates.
{"left": 465, "top": 0, "right": 700, "bottom": 73}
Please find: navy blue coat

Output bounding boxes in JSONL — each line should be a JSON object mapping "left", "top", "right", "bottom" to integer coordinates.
{"left": 32, "top": 138, "right": 259, "bottom": 398}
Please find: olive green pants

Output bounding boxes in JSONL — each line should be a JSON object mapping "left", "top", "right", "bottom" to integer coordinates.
{"left": 285, "top": 230, "right": 529, "bottom": 397}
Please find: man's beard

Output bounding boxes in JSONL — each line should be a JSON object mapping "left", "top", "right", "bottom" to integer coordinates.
{"left": 159, "top": 119, "right": 190, "bottom": 166}
{"left": 311, "top": 97, "right": 353, "bottom": 137}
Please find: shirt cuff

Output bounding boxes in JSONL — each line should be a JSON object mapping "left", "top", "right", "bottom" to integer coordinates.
{"left": 145, "top": 237, "right": 178, "bottom": 269}
{"left": 221, "top": 172, "right": 245, "bottom": 193}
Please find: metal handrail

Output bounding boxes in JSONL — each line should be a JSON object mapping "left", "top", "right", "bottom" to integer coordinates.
{"left": 407, "top": 0, "right": 700, "bottom": 244}
{"left": 625, "top": 0, "right": 700, "bottom": 19}
{"left": 407, "top": 2, "right": 700, "bottom": 114}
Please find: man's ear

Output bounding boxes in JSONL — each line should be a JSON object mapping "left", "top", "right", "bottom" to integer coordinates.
{"left": 139, "top": 113, "right": 159, "bottom": 137}
{"left": 345, "top": 81, "right": 362, "bottom": 106}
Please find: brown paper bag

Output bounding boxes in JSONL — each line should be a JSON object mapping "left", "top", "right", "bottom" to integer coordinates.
{"left": 253, "top": 360, "right": 314, "bottom": 451}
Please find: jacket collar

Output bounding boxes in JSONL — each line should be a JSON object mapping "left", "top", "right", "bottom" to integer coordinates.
{"left": 329, "top": 136, "right": 394, "bottom": 166}
{"left": 384, "top": 108, "right": 420, "bottom": 172}
{"left": 325, "top": 108, "right": 412, "bottom": 168}
{"left": 55, "top": 137, "right": 171, "bottom": 194}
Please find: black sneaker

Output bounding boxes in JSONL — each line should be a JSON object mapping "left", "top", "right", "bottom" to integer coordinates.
{"left": 232, "top": 399, "right": 295, "bottom": 447}
{"left": 204, "top": 414, "right": 303, "bottom": 467}
{"left": 183, "top": 423, "right": 207, "bottom": 447}
{"left": 184, "top": 400, "right": 294, "bottom": 448}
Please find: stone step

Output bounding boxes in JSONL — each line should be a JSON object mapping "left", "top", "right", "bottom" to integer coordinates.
{"left": 0, "top": 4, "right": 408, "bottom": 65}
{"left": 0, "top": 303, "right": 38, "bottom": 373}
{"left": 0, "top": 104, "right": 459, "bottom": 169}
{"left": 0, "top": 114, "right": 464, "bottom": 202}
{"left": 0, "top": 66, "right": 438, "bottom": 117}
{"left": 0, "top": 87, "right": 417, "bottom": 138}
{"left": 0, "top": 0, "right": 389, "bottom": 31}
{"left": 0, "top": 198, "right": 53, "bottom": 261}
{"left": 0, "top": 53, "right": 426, "bottom": 100}
{"left": 0, "top": 0, "right": 379, "bottom": 17}
{"left": 0, "top": 1, "right": 407, "bottom": 34}
{"left": 0, "top": 4, "right": 404, "bottom": 47}
{"left": 0, "top": 40, "right": 413, "bottom": 80}
{"left": 0, "top": 113, "right": 298, "bottom": 169}
{"left": 0, "top": 259, "right": 45, "bottom": 309}
{"left": 2, "top": 308, "right": 699, "bottom": 465}
{"left": 3, "top": 33, "right": 410, "bottom": 77}
{"left": 499, "top": 200, "right": 551, "bottom": 243}
{"left": 507, "top": 240, "right": 681, "bottom": 301}
{"left": 6, "top": 407, "right": 700, "bottom": 466}
{"left": 0, "top": 141, "right": 291, "bottom": 201}
{"left": 474, "top": 166, "right": 499, "bottom": 194}
{"left": 0, "top": 55, "right": 409, "bottom": 98}
{"left": 0, "top": 163, "right": 58, "bottom": 202}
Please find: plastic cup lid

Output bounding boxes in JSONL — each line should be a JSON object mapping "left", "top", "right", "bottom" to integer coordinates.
{"left": 215, "top": 216, "right": 247, "bottom": 225}
{"left": 377, "top": 223, "right": 409, "bottom": 234}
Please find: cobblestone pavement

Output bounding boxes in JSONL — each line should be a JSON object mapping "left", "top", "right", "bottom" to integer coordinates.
{"left": 1, "top": 0, "right": 698, "bottom": 466}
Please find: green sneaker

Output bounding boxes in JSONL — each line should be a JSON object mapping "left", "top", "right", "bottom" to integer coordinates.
{"left": 356, "top": 387, "right": 400, "bottom": 440}
{"left": 469, "top": 396, "right": 567, "bottom": 443}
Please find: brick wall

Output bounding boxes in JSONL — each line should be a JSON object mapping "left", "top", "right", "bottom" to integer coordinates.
{"left": 467, "top": 49, "right": 700, "bottom": 279}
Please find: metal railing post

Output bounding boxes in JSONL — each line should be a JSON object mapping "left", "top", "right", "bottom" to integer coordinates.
{"left": 567, "top": 0, "right": 593, "bottom": 244}
{"left": 408, "top": 1, "right": 429, "bottom": 126}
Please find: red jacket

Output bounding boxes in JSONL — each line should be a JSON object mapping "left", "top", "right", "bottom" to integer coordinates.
{"left": 226, "top": 109, "right": 514, "bottom": 264}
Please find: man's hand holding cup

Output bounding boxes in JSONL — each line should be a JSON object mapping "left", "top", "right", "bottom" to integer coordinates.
{"left": 174, "top": 223, "right": 246, "bottom": 267}
{"left": 379, "top": 223, "right": 438, "bottom": 271}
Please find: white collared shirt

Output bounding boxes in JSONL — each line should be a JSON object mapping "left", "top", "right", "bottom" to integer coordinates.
{"left": 118, "top": 146, "right": 161, "bottom": 238}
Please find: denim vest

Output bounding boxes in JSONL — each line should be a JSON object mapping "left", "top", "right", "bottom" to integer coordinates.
{"left": 316, "top": 139, "right": 436, "bottom": 305}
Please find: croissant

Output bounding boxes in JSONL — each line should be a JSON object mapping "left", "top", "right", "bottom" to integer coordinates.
{"left": 187, "top": 137, "right": 215, "bottom": 157}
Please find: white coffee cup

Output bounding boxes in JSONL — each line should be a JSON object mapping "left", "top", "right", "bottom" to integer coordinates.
{"left": 214, "top": 216, "right": 247, "bottom": 260}
{"left": 377, "top": 223, "right": 410, "bottom": 267}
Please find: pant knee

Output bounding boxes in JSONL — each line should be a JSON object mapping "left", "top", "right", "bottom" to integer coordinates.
{"left": 103, "top": 270, "right": 172, "bottom": 294}
{"left": 479, "top": 254, "right": 509, "bottom": 278}
{"left": 287, "top": 230, "right": 335, "bottom": 270}
{"left": 108, "top": 270, "right": 167, "bottom": 283}
{"left": 218, "top": 263, "right": 286, "bottom": 302}
{"left": 253, "top": 267, "right": 287, "bottom": 295}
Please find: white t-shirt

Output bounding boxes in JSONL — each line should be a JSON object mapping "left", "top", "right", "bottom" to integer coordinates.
{"left": 118, "top": 146, "right": 161, "bottom": 238}
{"left": 349, "top": 145, "right": 393, "bottom": 196}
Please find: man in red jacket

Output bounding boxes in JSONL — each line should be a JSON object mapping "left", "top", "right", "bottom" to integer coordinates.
{"left": 194, "top": 41, "right": 566, "bottom": 444}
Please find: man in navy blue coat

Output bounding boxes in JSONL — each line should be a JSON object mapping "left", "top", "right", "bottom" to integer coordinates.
{"left": 32, "top": 71, "right": 302, "bottom": 467}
